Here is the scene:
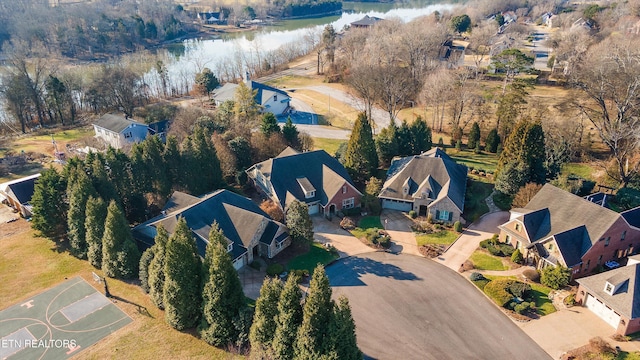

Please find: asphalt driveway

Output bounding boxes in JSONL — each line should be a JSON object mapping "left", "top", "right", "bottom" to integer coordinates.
{"left": 327, "top": 252, "right": 551, "bottom": 360}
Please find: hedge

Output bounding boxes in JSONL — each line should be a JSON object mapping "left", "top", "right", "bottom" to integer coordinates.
{"left": 484, "top": 279, "right": 515, "bottom": 307}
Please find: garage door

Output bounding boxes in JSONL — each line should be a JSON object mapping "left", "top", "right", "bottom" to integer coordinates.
{"left": 232, "top": 255, "right": 244, "bottom": 270}
{"left": 585, "top": 294, "right": 621, "bottom": 329}
{"left": 382, "top": 199, "right": 412, "bottom": 212}
{"left": 308, "top": 203, "right": 319, "bottom": 214}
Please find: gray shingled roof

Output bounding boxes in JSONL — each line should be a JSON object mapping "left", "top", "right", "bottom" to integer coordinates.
{"left": 622, "top": 207, "right": 640, "bottom": 229}
{"left": 378, "top": 148, "right": 467, "bottom": 211}
{"left": 2, "top": 173, "right": 40, "bottom": 205}
{"left": 553, "top": 225, "right": 591, "bottom": 267}
{"left": 350, "top": 15, "right": 383, "bottom": 27}
{"left": 577, "top": 263, "right": 640, "bottom": 319}
{"left": 93, "top": 114, "right": 144, "bottom": 133}
{"left": 247, "top": 147, "right": 360, "bottom": 209}
{"left": 132, "top": 189, "right": 287, "bottom": 260}
{"left": 212, "top": 80, "right": 289, "bottom": 107}
{"left": 521, "top": 184, "right": 621, "bottom": 245}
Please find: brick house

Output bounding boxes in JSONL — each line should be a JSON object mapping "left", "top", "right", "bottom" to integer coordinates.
{"left": 246, "top": 147, "right": 362, "bottom": 216}
{"left": 498, "top": 184, "right": 640, "bottom": 279}
{"left": 132, "top": 190, "right": 290, "bottom": 270}
{"left": 378, "top": 148, "right": 467, "bottom": 224}
{"left": 575, "top": 262, "right": 640, "bottom": 335}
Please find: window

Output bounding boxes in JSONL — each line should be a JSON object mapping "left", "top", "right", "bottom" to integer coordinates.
{"left": 438, "top": 210, "right": 450, "bottom": 221}
{"left": 548, "top": 244, "right": 554, "bottom": 251}
{"left": 124, "top": 132, "right": 132, "bottom": 139}
{"left": 605, "top": 282, "right": 614, "bottom": 294}
{"left": 515, "top": 223, "right": 521, "bottom": 231}
{"left": 621, "top": 231, "right": 627, "bottom": 241}
{"left": 403, "top": 187, "right": 409, "bottom": 195}
{"left": 342, "top": 185, "right": 347, "bottom": 194}
{"left": 273, "top": 95, "right": 278, "bottom": 101}
{"left": 605, "top": 237, "right": 610, "bottom": 247}
{"left": 597, "top": 255, "right": 603, "bottom": 266}
{"left": 505, "top": 235, "right": 511, "bottom": 243}
{"left": 342, "top": 197, "right": 355, "bottom": 209}
{"left": 227, "top": 243, "right": 233, "bottom": 252}
{"left": 276, "top": 241, "right": 283, "bottom": 250}
{"left": 585, "top": 259, "right": 590, "bottom": 271}
{"left": 305, "top": 191, "right": 315, "bottom": 199}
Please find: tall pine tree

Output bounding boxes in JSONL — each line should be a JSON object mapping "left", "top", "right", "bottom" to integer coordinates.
{"left": 468, "top": 122, "right": 481, "bottom": 149}
{"left": 272, "top": 274, "right": 303, "bottom": 360}
{"left": 282, "top": 116, "right": 300, "bottom": 149}
{"left": 67, "top": 171, "right": 96, "bottom": 259}
{"left": 344, "top": 112, "right": 378, "bottom": 183}
{"left": 148, "top": 225, "right": 169, "bottom": 309}
{"left": 139, "top": 247, "right": 155, "bottom": 294}
{"left": 249, "top": 277, "right": 283, "bottom": 357}
{"left": 375, "top": 122, "right": 399, "bottom": 167}
{"left": 86, "top": 196, "right": 107, "bottom": 268}
{"left": 410, "top": 116, "right": 432, "bottom": 154}
{"left": 328, "top": 296, "right": 362, "bottom": 360}
{"left": 31, "top": 167, "right": 67, "bottom": 239}
{"left": 285, "top": 200, "right": 314, "bottom": 246}
{"left": 101, "top": 200, "right": 141, "bottom": 279}
{"left": 163, "top": 217, "right": 203, "bottom": 330}
{"left": 396, "top": 120, "right": 413, "bottom": 157}
{"left": 295, "top": 265, "right": 334, "bottom": 359}
{"left": 199, "top": 223, "right": 246, "bottom": 346}
{"left": 260, "top": 112, "right": 281, "bottom": 137}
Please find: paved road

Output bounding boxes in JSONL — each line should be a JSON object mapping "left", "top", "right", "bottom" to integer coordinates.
{"left": 327, "top": 252, "right": 551, "bottom": 360}
{"left": 435, "top": 211, "right": 509, "bottom": 271}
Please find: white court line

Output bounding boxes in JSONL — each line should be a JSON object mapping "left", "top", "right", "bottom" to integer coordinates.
{"left": 59, "top": 293, "right": 111, "bottom": 323}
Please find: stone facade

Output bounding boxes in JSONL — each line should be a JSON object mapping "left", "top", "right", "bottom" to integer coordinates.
{"left": 428, "top": 197, "right": 462, "bottom": 224}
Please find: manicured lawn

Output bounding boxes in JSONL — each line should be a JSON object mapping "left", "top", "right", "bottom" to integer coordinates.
{"left": 449, "top": 148, "right": 499, "bottom": 173}
{"left": 470, "top": 250, "right": 508, "bottom": 271}
{"left": 313, "top": 138, "right": 346, "bottom": 156}
{"left": 464, "top": 178, "right": 493, "bottom": 222}
{"left": 350, "top": 216, "right": 383, "bottom": 239}
{"left": 561, "top": 162, "right": 597, "bottom": 181}
{"left": 529, "top": 283, "right": 556, "bottom": 316}
{"left": 416, "top": 230, "right": 459, "bottom": 246}
{"left": 286, "top": 242, "right": 338, "bottom": 274}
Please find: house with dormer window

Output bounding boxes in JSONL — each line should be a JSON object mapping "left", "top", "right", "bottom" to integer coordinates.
{"left": 246, "top": 147, "right": 361, "bottom": 215}
{"left": 378, "top": 148, "right": 467, "bottom": 224}
{"left": 575, "top": 262, "right": 640, "bottom": 335}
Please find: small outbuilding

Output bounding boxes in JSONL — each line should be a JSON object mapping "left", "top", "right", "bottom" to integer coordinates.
{"left": 0, "top": 173, "right": 41, "bottom": 217}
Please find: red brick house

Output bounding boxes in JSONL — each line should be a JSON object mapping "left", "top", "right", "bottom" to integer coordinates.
{"left": 498, "top": 184, "right": 640, "bottom": 279}
{"left": 247, "top": 147, "right": 362, "bottom": 216}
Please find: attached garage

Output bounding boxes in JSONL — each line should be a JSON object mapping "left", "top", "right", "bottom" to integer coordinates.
{"left": 308, "top": 203, "right": 320, "bottom": 215}
{"left": 232, "top": 255, "right": 245, "bottom": 270}
{"left": 381, "top": 199, "right": 412, "bottom": 212}
{"left": 585, "top": 294, "right": 621, "bottom": 329}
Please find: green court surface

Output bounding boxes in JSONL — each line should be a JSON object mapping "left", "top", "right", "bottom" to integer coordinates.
{"left": 0, "top": 277, "right": 132, "bottom": 359}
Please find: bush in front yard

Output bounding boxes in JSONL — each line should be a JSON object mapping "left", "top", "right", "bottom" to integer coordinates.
{"left": 499, "top": 244, "right": 514, "bottom": 257}
{"left": 541, "top": 265, "right": 571, "bottom": 290}
{"left": 409, "top": 210, "right": 417, "bottom": 219}
{"left": 523, "top": 269, "right": 540, "bottom": 283}
{"left": 484, "top": 279, "right": 515, "bottom": 307}
{"left": 508, "top": 281, "right": 531, "bottom": 298}
{"left": 340, "top": 217, "right": 356, "bottom": 230}
{"left": 266, "top": 263, "right": 284, "bottom": 276}
{"left": 453, "top": 221, "right": 463, "bottom": 232}
{"left": 514, "top": 301, "right": 534, "bottom": 315}
{"left": 487, "top": 245, "right": 503, "bottom": 256}
{"left": 511, "top": 249, "right": 524, "bottom": 264}
{"left": 365, "top": 228, "right": 392, "bottom": 249}
{"left": 470, "top": 272, "right": 485, "bottom": 281}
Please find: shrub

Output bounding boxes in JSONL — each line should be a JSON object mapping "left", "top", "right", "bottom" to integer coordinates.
{"left": 377, "top": 234, "right": 391, "bottom": 248}
{"left": 484, "top": 279, "right": 515, "bottom": 307}
{"left": 511, "top": 249, "right": 524, "bottom": 264}
{"left": 409, "top": 210, "right": 417, "bottom": 219}
{"left": 487, "top": 245, "right": 503, "bottom": 256}
{"left": 514, "top": 302, "right": 531, "bottom": 315}
{"left": 508, "top": 281, "right": 531, "bottom": 298}
{"left": 453, "top": 221, "right": 463, "bottom": 233}
{"left": 426, "top": 213, "right": 433, "bottom": 224}
{"left": 470, "top": 272, "right": 485, "bottom": 281}
{"left": 249, "top": 261, "right": 261, "bottom": 270}
{"left": 540, "top": 265, "right": 571, "bottom": 290}
{"left": 461, "top": 260, "right": 474, "bottom": 272}
{"left": 479, "top": 239, "right": 493, "bottom": 249}
{"left": 266, "top": 263, "right": 284, "bottom": 276}
{"left": 523, "top": 269, "right": 540, "bottom": 282}
{"left": 340, "top": 217, "right": 356, "bottom": 230}
{"left": 499, "top": 244, "right": 515, "bottom": 257}
{"left": 564, "top": 293, "right": 575, "bottom": 306}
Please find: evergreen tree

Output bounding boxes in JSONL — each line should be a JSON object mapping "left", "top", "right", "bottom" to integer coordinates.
{"left": 272, "top": 275, "right": 303, "bottom": 360}
{"left": 88, "top": 153, "right": 119, "bottom": 203}
{"left": 396, "top": 120, "right": 413, "bottom": 156}
{"left": 328, "top": 296, "right": 362, "bottom": 360}
{"left": 285, "top": 200, "right": 314, "bottom": 246}
{"left": 163, "top": 136, "right": 181, "bottom": 190}
{"left": 485, "top": 128, "right": 501, "bottom": 153}
{"left": 282, "top": 116, "right": 300, "bottom": 149}
{"left": 295, "top": 265, "right": 334, "bottom": 359}
{"left": 234, "top": 81, "right": 260, "bottom": 126}
{"left": 31, "top": 168, "right": 67, "bottom": 239}
{"left": 410, "top": 116, "right": 432, "bottom": 154}
{"left": 260, "top": 112, "right": 281, "bottom": 137}
{"left": 139, "top": 247, "right": 155, "bottom": 293}
{"left": 468, "top": 122, "right": 481, "bottom": 149}
{"left": 199, "top": 223, "right": 246, "bottom": 346}
{"left": 67, "top": 172, "right": 96, "bottom": 259}
{"left": 183, "top": 126, "right": 225, "bottom": 195}
{"left": 344, "top": 112, "right": 378, "bottom": 183}
{"left": 101, "top": 201, "right": 140, "bottom": 279}
{"left": 228, "top": 136, "right": 253, "bottom": 171}
{"left": 495, "top": 119, "right": 546, "bottom": 195}
{"left": 142, "top": 135, "right": 172, "bottom": 198}
{"left": 163, "top": 217, "right": 203, "bottom": 330}
{"left": 148, "top": 225, "right": 169, "bottom": 309}
{"left": 86, "top": 196, "right": 107, "bottom": 268}
{"left": 249, "top": 277, "right": 283, "bottom": 357}
{"left": 375, "top": 122, "right": 398, "bottom": 166}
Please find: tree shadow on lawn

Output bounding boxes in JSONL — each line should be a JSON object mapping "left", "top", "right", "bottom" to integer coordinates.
{"left": 327, "top": 256, "right": 421, "bottom": 287}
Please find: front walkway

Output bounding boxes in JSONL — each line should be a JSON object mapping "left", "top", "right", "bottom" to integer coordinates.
{"left": 434, "top": 211, "right": 510, "bottom": 272}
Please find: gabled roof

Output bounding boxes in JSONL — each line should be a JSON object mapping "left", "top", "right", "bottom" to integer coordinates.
{"left": 0, "top": 173, "right": 40, "bottom": 205}
{"left": 520, "top": 208, "right": 550, "bottom": 242}
{"left": 93, "top": 114, "right": 145, "bottom": 133}
{"left": 379, "top": 148, "right": 467, "bottom": 211}
{"left": 518, "top": 184, "right": 621, "bottom": 245}
{"left": 132, "top": 190, "right": 287, "bottom": 259}
{"left": 248, "top": 147, "right": 360, "bottom": 209}
{"left": 577, "top": 263, "right": 640, "bottom": 319}
{"left": 212, "top": 80, "right": 289, "bottom": 106}
{"left": 622, "top": 207, "right": 640, "bottom": 229}
{"left": 553, "top": 225, "right": 591, "bottom": 267}
{"left": 350, "top": 15, "right": 383, "bottom": 27}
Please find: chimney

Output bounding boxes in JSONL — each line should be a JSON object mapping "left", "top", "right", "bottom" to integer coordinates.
{"left": 244, "top": 71, "right": 250, "bottom": 83}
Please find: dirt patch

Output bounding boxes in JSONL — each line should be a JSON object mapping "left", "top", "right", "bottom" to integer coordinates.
{"left": 419, "top": 244, "right": 446, "bottom": 258}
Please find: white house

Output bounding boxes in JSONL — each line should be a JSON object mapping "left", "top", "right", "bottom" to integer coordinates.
{"left": 212, "top": 73, "right": 291, "bottom": 116}
{"left": 92, "top": 114, "right": 150, "bottom": 149}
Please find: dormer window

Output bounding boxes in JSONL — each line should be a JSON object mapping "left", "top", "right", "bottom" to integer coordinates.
{"left": 306, "top": 191, "right": 315, "bottom": 199}
{"left": 515, "top": 223, "right": 521, "bottom": 231}
{"left": 403, "top": 187, "right": 409, "bottom": 195}
{"left": 297, "top": 177, "right": 316, "bottom": 199}
{"left": 605, "top": 282, "right": 615, "bottom": 295}
{"left": 227, "top": 243, "right": 233, "bottom": 252}
{"left": 274, "top": 95, "right": 278, "bottom": 102}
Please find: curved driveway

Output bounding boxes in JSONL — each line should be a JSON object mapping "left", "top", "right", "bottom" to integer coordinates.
{"left": 327, "top": 252, "right": 551, "bottom": 360}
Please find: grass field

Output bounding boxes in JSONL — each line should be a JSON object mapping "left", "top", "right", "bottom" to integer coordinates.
{"left": 449, "top": 148, "right": 499, "bottom": 173}
{"left": 470, "top": 250, "right": 508, "bottom": 271}
{"left": 0, "top": 220, "right": 238, "bottom": 360}
{"left": 529, "top": 283, "right": 556, "bottom": 316}
{"left": 290, "top": 89, "right": 357, "bottom": 129}
{"left": 0, "top": 127, "right": 93, "bottom": 157}
{"left": 350, "top": 216, "right": 383, "bottom": 239}
{"left": 286, "top": 242, "right": 338, "bottom": 274}
{"left": 561, "top": 162, "right": 598, "bottom": 181}
{"left": 313, "top": 138, "right": 345, "bottom": 156}
{"left": 415, "top": 230, "right": 459, "bottom": 246}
